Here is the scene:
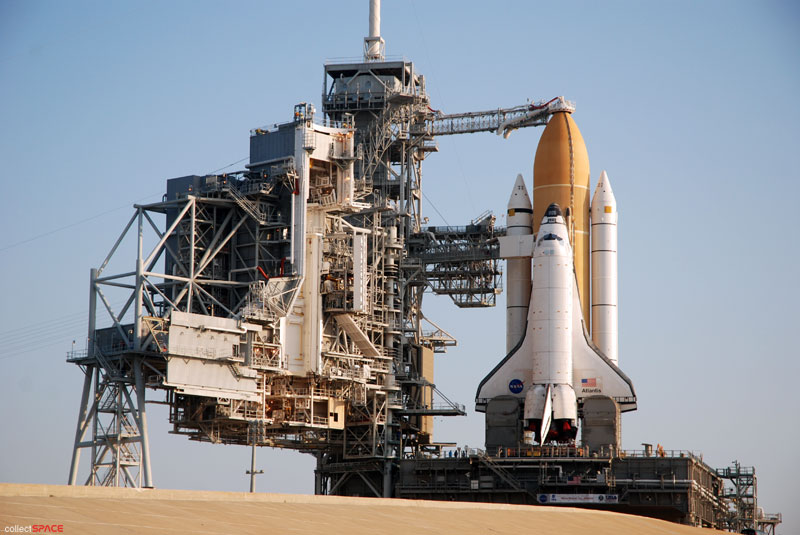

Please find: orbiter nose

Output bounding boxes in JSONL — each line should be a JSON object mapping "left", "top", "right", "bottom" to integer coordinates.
{"left": 544, "top": 202, "right": 562, "bottom": 218}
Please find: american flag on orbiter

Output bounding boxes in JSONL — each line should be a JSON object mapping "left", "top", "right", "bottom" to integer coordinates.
{"left": 581, "top": 378, "right": 597, "bottom": 387}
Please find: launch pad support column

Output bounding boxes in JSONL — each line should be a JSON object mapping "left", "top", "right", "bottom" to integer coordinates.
{"left": 68, "top": 267, "right": 98, "bottom": 485}
{"left": 67, "top": 367, "right": 92, "bottom": 485}
{"left": 135, "top": 360, "right": 153, "bottom": 488}
{"left": 247, "top": 443, "right": 263, "bottom": 493}
{"left": 383, "top": 459, "right": 392, "bottom": 498}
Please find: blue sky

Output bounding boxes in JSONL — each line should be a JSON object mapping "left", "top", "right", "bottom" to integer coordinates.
{"left": 1, "top": 0, "right": 798, "bottom": 531}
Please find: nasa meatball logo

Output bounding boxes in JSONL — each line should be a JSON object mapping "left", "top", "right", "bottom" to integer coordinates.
{"left": 509, "top": 379, "right": 524, "bottom": 394}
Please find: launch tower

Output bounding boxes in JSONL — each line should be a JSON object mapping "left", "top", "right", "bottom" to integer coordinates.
{"left": 65, "top": 0, "right": 565, "bottom": 495}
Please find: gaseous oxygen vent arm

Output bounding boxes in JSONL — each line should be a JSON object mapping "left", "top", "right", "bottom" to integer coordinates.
{"left": 426, "top": 97, "right": 575, "bottom": 138}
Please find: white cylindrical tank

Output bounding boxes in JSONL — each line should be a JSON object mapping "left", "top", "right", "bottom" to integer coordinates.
{"left": 531, "top": 204, "right": 573, "bottom": 388}
{"left": 590, "top": 170, "right": 619, "bottom": 365}
{"left": 506, "top": 174, "right": 533, "bottom": 353}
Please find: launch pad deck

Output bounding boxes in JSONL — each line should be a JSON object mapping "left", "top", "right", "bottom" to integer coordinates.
{"left": 390, "top": 449, "right": 723, "bottom": 528}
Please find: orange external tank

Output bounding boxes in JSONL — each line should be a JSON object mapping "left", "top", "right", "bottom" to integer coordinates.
{"left": 532, "top": 111, "right": 591, "bottom": 328}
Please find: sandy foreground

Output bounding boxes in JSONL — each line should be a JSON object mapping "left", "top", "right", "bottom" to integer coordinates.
{"left": 0, "top": 483, "right": 726, "bottom": 535}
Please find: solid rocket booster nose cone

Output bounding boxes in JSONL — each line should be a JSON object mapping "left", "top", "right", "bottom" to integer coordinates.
{"left": 508, "top": 173, "right": 532, "bottom": 210}
{"left": 591, "top": 171, "right": 616, "bottom": 213}
{"left": 595, "top": 170, "right": 614, "bottom": 195}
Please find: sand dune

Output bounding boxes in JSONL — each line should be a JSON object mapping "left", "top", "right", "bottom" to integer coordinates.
{"left": 0, "top": 484, "right": 725, "bottom": 535}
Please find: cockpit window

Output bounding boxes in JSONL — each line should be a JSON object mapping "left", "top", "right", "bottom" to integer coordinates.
{"left": 537, "top": 233, "right": 563, "bottom": 245}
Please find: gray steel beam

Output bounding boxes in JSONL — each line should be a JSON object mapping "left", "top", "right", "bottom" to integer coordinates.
{"left": 67, "top": 365, "right": 93, "bottom": 485}
{"left": 135, "top": 361, "right": 153, "bottom": 488}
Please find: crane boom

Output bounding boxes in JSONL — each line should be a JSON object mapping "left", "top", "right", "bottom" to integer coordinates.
{"left": 426, "top": 96, "right": 575, "bottom": 138}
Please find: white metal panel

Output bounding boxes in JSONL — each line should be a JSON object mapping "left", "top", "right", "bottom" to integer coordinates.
{"left": 170, "top": 311, "right": 245, "bottom": 333}
{"left": 498, "top": 234, "right": 534, "bottom": 258}
{"left": 328, "top": 399, "right": 345, "bottom": 430}
{"left": 165, "top": 357, "right": 259, "bottom": 401}
{"left": 353, "top": 233, "right": 367, "bottom": 313}
{"left": 283, "top": 305, "right": 306, "bottom": 375}
{"left": 167, "top": 312, "right": 245, "bottom": 361}
{"left": 302, "top": 209, "right": 324, "bottom": 374}
{"left": 335, "top": 154, "right": 355, "bottom": 208}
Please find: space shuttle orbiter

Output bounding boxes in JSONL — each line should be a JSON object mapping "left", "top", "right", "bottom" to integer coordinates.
{"left": 476, "top": 109, "right": 635, "bottom": 445}
{"left": 476, "top": 195, "right": 635, "bottom": 444}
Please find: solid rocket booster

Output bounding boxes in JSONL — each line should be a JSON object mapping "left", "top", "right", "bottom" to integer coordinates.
{"left": 523, "top": 203, "right": 578, "bottom": 443}
{"left": 506, "top": 174, "right": 533, "bottom": 352}
{"left": 532, "top": 112, "right": 591, "bottom": 329}
{"left": 590, "top": 170, "right": 619, "bottom": 365}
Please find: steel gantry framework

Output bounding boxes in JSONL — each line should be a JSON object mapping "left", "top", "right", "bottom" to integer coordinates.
{"left": 716, "top": 462, "right": 782, "bottom": 534}
{"left": 67, "top": 13, "right": 571, "bottom": 495}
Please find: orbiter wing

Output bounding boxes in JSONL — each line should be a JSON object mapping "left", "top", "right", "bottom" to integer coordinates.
{"left": 570, "top": 279, "right": 637, "bottom": 413}
{"left": 474, "top": 315, "right": 534, "bottom": 412}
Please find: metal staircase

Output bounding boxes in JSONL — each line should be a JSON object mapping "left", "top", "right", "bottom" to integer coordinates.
{"left": 476, "top": 451, "right": 534, "bottom": 497}
{"left": 226, "top": 184, "right": 265, "bottom": 224}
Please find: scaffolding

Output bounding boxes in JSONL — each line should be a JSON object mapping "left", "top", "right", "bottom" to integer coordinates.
{"left": 409, "top": 212, "right": 503, "bottom": 308}
{"left": 716, "top": 461, "right": 782, "bottom": 534}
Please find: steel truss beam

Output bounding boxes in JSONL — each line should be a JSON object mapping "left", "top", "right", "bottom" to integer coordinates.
{"left": 68, "top": 359, "right": 153, "bottom": 488}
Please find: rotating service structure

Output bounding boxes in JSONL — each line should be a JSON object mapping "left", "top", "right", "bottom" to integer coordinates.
{"left": 66, "top": 99, "right": 460, "bottom": 492}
